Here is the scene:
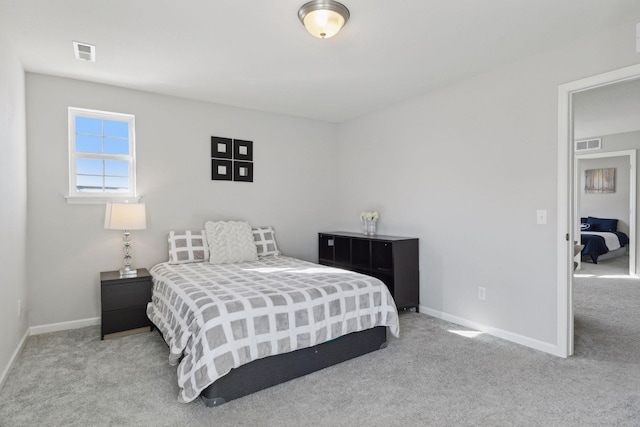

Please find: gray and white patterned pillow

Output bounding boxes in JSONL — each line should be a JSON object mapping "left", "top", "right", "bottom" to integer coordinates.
{"left": 253, "top": 226, "right": 280, "bottom": 257}
{"left": 168, "top": 230, "right": 209, "bottom": 264}
{"left": 205, "top": 221, "right": 259, "bottom": 265}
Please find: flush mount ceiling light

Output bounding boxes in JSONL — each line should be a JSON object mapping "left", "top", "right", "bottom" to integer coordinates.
{"left": 298, "top": 0, "right": 350, "bottom": 39}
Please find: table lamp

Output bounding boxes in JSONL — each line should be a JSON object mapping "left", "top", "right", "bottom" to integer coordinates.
{"left": 104, "top": 202, "right": 147, "bottom": 277}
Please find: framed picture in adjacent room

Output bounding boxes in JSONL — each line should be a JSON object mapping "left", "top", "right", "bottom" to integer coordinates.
{"left": 585, "top": 168, "right": 615, "bottom": 193}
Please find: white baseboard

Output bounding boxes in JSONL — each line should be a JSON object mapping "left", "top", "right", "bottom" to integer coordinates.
{"left": 29, "top": 317, "right": 100, "bottom": 336}
{"left": 0, "top": 328, "right": 29, "bottom": 391}
{"left": 418, "top": 305, "right": 560, "bottom": 356}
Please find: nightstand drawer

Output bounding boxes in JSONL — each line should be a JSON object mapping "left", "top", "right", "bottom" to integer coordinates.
{"left": 102, "top": 307, "right": 151, "bottom": 335}
{"left": 101, "top": 281, "right": 151, "bottom": 311}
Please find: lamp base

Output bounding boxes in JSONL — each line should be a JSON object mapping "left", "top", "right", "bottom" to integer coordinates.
{"left": 119, "top": 267, "right": 138, "bottom": 278}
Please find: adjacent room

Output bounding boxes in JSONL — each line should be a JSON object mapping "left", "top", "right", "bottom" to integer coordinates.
{"left": 2, "top": 1, "right": 640, "bottom": 424}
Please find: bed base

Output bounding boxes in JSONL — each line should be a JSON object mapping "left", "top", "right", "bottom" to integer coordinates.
{"left": 582, "top": 246, "right": 628, "bottom": 263}
{"left": 199, "top": 326, "right": 388, "bottom": 407}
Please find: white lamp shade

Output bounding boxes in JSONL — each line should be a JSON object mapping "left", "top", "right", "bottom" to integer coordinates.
{"left": 104, "top": 203, "right": 147, "bottom": 230}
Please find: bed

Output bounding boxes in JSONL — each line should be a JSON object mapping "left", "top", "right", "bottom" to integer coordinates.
{"left": 580, "top": 216, "right": 629, "bottom": 263}
{"left": 146, "top": 223, "right": 400, "bottom": 406}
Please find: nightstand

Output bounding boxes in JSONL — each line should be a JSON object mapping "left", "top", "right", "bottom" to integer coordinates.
{"left": 100, "top": 268, "right": 153, "bottom": 339}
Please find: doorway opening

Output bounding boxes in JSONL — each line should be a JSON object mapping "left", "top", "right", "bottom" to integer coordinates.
{"left": 557, "top": 63, "right": 640, "bottom": 358}
{"left": 575, "top": 150, "right": 636, "bottom": 276}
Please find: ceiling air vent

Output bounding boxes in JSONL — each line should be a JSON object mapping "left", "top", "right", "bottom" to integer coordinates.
{"left": 73, "top": 41, "right": 95, "bottom": 62}
{"left": 575, "top": 138, "right": 601, "bottom": 152}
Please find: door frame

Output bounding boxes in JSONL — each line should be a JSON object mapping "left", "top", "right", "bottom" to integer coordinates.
{"left": 575, "top": 150, "right": 636, "bottom": 275}
{"left": 557, "top": 63, "right": 640, "bottom": 358}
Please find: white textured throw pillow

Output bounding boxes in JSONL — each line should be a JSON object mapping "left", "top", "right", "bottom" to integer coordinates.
{"left": 253, "top": 227, "right": 280, "bottom": 257}
{"left": 168, "top": 230, "right": 209, "bottom": 264}
{"left": 205, "top": 221, "right": 258, "bottom": 265}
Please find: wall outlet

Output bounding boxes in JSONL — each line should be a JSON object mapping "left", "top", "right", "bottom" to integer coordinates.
{"left": 478, "top": 287, "right": 486, "bottom": 300}
{"left": 17, "top": 299, "right": 22, "bottom": 317}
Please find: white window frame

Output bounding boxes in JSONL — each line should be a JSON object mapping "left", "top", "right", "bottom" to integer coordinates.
{"left": 66, "top": 107, "right": 139, "bottom": 204}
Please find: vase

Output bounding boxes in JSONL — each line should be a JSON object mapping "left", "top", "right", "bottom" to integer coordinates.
{"left": 366, "top": 219, "right": 377, "bottom": 236}
{"left": 362, "top": 219, "right": 369, "bottom": 235}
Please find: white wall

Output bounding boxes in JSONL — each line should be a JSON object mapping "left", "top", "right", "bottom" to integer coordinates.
{"left": 578, "top": 156, "right": 630, "bottom": 235}
{"left": 334, "top": 21, "right": 640, "bottom": 350}
{"left": 574, "top": 78, "right": 640, "bottom": 140}
{"left": 0, "top": 32, "right": 28, "bottom": 383}
{"left": 26, "top": 74, "right": 338, "bottom": 327}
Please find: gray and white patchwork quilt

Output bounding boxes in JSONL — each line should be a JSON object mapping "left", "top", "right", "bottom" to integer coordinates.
{"left": 147, "top": 256, "right": 400, "bottom": 403}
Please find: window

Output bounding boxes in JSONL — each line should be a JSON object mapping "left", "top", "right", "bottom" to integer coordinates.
{"left": 67, "top": 107, "right": 137, "bottom": 203}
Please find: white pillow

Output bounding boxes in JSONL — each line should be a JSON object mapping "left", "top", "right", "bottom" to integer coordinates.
{"left": 205, "top": 221, "right": 258, "bottom": 265}
{"left": 167, "top": 230, "right": 209, "bottom": 264}
{"left": 253, "top": 227, "right": 280, "bottom": 257}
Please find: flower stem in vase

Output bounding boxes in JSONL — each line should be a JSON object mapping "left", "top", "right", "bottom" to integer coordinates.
{"left": 368, "top": 219, "right": 377, "bottom": 235}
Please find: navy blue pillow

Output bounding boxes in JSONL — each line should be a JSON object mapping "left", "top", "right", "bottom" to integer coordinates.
{"left": 580, "top": 217, "right": 587, "bottom": 224}
{"left": 586, "top": 216, "right": 618, "bottom": 232}
{"left": 580, "top": 223, "right": 591, "bottom": 231}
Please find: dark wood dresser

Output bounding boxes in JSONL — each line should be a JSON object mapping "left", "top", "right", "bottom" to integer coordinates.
{"left": 318, "top": 232, "right": 419, "bottom": 312}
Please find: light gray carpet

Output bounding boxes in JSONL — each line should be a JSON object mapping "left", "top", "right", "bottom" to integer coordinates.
{"left": 1, "top": 264, "right": 639, "bottom": 426}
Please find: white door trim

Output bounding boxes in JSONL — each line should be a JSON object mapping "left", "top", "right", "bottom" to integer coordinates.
{"left": 557, "top": 63, "right": 640, "bottom": 358}
{"left": 575, "top": 150, "right": 636, "bottom": 276}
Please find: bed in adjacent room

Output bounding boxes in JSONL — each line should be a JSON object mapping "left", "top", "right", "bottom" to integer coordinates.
{"left": 146, "top": 222, "right": 400, "bottom": 406}
{"left": 580, "top": 216, "right": 629, "bottom": 263}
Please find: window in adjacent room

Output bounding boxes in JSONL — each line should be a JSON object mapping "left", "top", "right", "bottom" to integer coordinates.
{"left": 67, "top": 107, "right": 137, "bottom": 203}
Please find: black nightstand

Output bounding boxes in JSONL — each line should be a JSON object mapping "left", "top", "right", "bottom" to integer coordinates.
{"left": 100, "top": 268, "right": 153, "bottom": 339}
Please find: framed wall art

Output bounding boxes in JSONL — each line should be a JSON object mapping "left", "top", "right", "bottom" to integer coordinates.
{"left": 234, "top": 139, "right": 253, "bottom": 161}
{"left": 211, "top": 136, "right": 233, "bottom": 159}
{"left": 585, "top": 168, "right": 615, "bottom": 194}
{"left": 212, "top": 159, "right": 233, "bottom": 181}
{"left": 211, "top": 136, "right": 254, "bottom": 182}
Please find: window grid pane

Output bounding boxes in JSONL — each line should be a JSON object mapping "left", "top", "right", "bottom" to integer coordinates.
{"left": 75, "top": 116, "right": 102, "bottom": 136}
{"left": 104, "top": 176, "right": 129, "bottom": 192}
{"left": 76, "top": 174, "right": 104, "bottom": 192}
{"left": 104, "top": 137, "right": 129, "bottom": 155}
{"left": 103, "top": 120, "right": 129, "bottom": 138}
{"left": 76, "top": 135, "right": 103, "bottom": 153}
{"left": 104, "top": 159, "right": 129, "bottom": 177}
{"left": 76, "top": 158, "right": 103, "bottom": 176}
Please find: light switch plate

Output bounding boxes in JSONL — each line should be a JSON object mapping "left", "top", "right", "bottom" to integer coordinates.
{"left": 536, "top": 209, "right": 547, "bottom": 225}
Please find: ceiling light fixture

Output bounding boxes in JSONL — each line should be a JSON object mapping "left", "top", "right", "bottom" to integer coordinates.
{"left": 298, "top": 0, "right": 350, "bottom": 39}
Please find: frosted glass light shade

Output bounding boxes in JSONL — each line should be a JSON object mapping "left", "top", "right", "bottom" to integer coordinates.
{"left": 104, "top": 203, "right": 146, "bottom": 230}
{"left": 298, "top": 0, "right": 350, "bottom": 39}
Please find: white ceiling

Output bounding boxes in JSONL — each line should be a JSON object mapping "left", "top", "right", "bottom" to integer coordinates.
{"left": 2, "top": 0, "right": 640, "bottom": 122}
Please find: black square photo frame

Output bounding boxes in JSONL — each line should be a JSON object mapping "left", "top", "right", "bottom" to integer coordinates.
{"left": 212, "top": 159, "right": 233, "bottom": 181}
{"left": 234, "top": 161, "right": 253, "bottom": 182}
{"left": 211, "top": 136, "right": 233, "bottom": 159}
{"left": 234, "top": 139, "right": 253, "bottom": 161}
